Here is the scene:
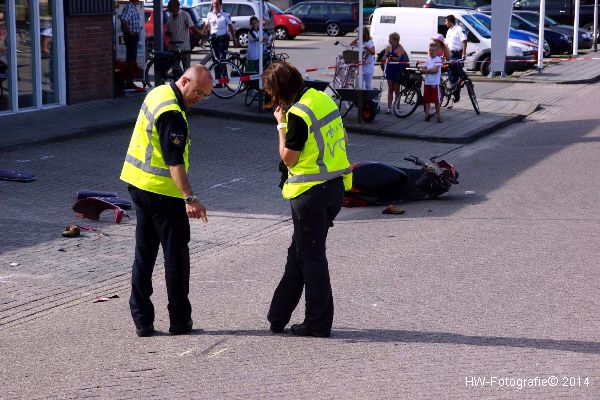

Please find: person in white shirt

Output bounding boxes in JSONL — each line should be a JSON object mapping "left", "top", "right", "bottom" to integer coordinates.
{"left": 350, "top": 27, "right": 376, "bottom": 89}
{"left": 444, "top": 14, "right": 467, "bottom": 102}
{"left": 419, "top": 43, "right": 442, "bottom": 123}
{"left": 200, "top": 0, "right": 238, "bottom": 56}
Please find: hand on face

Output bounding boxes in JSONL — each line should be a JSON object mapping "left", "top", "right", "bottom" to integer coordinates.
{"left": 273, "top": 106, "right": 285, "bottom": 124}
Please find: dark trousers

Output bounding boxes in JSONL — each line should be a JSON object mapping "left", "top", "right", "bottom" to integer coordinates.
{"left": 210, "top": 35, "right": 229, "bottom": 80}
{"left": 267, "top": 178, "right": 344, "bottom": 335}
{"left": 124, "top": 32, "right": 139, "bottom": 63}
{"left": 448, "top": 52, "right": 464, "bottom": 96}
{"left": 128, "top": 186, "right": 192, "bottom": 329}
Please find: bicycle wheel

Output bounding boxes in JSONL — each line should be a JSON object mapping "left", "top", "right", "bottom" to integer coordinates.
{"left": 144, "top": 60, "right": 179, "bottom": 89}
{"left": 209, "top": 60, "right": 242, "bottom": 99}
{"left": 440, "top": 78, "right": 451, "bottom": 108}
{"left": 227, "top": 54, "right": 248, "bottom": 92}
{"left": 392, "top": 87, "right": 420, "bottom": 118}
{"left": 465, "top": 79, "right": 480, "bottom": 115}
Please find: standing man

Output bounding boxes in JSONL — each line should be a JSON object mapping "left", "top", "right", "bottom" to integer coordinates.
{"left": 166, "top": 0, "right": 203, "bottom": 70}
{"left": 200, "top": 0, "right": 238, "bottom": 84}
{"left": 444, "top": 15, "right": 467, "bottom": 102}
{"left": 120, "top": 0, "right": 143, "bottom": 88}
{"left": 120, "top": 65, "right": 213, "bottom": 337}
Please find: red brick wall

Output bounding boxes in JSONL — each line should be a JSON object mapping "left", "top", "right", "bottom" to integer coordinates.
{"left": 66, "top": 15, "right": 114, "bottom": 104}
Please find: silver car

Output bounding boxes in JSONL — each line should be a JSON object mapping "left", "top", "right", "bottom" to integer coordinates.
{"left": 194, "top": 0, "right": 275, "bottom": 47}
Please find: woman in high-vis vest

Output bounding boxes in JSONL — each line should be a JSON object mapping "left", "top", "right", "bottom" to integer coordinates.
{"left": 263, "top": 62, "right": 352, "bottom": 338}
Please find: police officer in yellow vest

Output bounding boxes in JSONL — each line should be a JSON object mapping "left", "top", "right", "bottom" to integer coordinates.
{"left": 262, "top": 62, "right": 352, "bottom": 338}
{"left": 120, "top": 65, "right": 213, "bottom": 337}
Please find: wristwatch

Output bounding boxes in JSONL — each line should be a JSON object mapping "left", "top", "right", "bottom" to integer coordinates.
{"left": 277, "top": 122, "right": 287, "bottom": 130}
{"left": 184, "top": 194, "right": 197, "bottom": 205}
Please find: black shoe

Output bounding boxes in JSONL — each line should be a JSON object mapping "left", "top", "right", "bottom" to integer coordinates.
{"left": 136, "top": 324, "right": 155, "bottom": 337}
{"left": 290, "top": 323, "right": 330, "bottom": 338}
{"left": 169, "top": 320, "right": 193, "bottom": 335}
{"left": 270, "top": 323, "right": 285, "bottom": 334}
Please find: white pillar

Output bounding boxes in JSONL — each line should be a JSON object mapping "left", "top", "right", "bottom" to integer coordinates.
{"left": 573, "top": 0, "right": 580, "bottom": 55}
{"left": 538, "top": 0, "right": 546, "bottom": 70}
{"left": 490, "top": 1, "right": 512, "bottom": 76}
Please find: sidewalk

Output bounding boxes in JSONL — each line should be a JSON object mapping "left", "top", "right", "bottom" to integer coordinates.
{"left": 1, "top": 51, "right": 599, "bottom": 151}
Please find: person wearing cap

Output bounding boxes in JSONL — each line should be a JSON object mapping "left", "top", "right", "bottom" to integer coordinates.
{"left": 432, "top": 33, "right": 450, "bottom": 60}
{"left": 444, "top": 15, "right": 467, "bottom": 102}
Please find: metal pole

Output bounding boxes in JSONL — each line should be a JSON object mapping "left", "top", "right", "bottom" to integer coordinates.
{"left": 258, "top": 0, "right": 263, "bottom": 112}
{"left": 537, "top": 0, "right": 546, "bottom": 70}
{"left": 593, "top": 0, "right": 598, "bottom": 52}
{"left": 357, "top": 0, "right": 363, "bottom": 124}
{"left": 573, "top": 0, "right": 580, "bottom": 55}
{"left": 358, "top": 0, "right": 363, "bottom": 90}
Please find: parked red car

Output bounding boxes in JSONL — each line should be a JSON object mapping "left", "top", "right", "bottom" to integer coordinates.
{"left": 266, "top": 2, "right": 304, "bottom": 40}
{"left": 144, "top": 7, "right": 203, "bottom": 51}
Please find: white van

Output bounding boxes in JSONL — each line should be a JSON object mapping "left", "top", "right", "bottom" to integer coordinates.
{"left": 370, "top": 7, "right": 536, "bottom": 75}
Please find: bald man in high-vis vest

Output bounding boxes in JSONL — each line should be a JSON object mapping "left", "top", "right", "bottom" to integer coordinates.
{"left": 120, "top": 65, "right": 212, "bottom": 337}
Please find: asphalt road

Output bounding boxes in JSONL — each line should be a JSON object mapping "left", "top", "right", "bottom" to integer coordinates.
{"left": 1, "top": 41, "right": 599, "bottom": 398}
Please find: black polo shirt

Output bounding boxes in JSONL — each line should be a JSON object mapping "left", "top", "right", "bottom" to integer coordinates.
{"left": 156, "top": 82, "right": 188, "bottom": 166}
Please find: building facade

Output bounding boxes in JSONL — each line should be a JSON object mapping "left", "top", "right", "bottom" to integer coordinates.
{"left": 0, "top": 0, "right": 113, "bottom": 114}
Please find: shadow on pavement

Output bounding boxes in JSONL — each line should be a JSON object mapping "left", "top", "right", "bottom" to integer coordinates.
{"left": 201, "top": 328, "right": 600, "bottom": 355}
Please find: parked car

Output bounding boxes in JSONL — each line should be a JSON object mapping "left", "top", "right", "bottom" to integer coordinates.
{"left": 144, "top": 7, "right": 203, "bottom": 51}
{"left": 513, "top": 10, "right": 593, "bottom": 50}
{"left": 480, "top": 11, "right": 572, "bottom": 55}
{"left": 266, "top": 2, "right": 305, "bottom": 40}
{"left": 194, "top": 0, "right": 275, "bottom": 47}
{"left": 512, "top": 0, "right": 600, "bottom": 33}
{"left": 284, "top": 1, "right": 359, "bottom": 36}
{"left": 423, "top": 0, "right": 491, "bottom": 9}
{"left": 370, "top": 8, "right": 536, "bottom": 76}
{"left": 472, "top": 12, "right": 549, "bottom": 57}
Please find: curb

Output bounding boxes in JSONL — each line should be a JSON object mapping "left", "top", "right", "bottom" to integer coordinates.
{"left": 345, "top": 113, "right": 529, "bottom": 144}
{"left": 0, "top": 100, "right": 535, "bottom": 152}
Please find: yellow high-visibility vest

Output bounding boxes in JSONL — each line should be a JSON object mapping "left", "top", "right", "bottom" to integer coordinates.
{"left": 282, "top": 88, "right": 352, "bottom": 199}
{"left": 120, "top": 84, "right": 189, "bottom": 198}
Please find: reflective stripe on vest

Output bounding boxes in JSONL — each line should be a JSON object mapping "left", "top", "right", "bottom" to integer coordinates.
{"left": 286, "top": 103, "right": 351, "bottom": 184}
{"left": 120, "top": 84, "right": 189, "bottom": 198}
{"left": 124, "top": 99, "right": 178, "bottom": 178}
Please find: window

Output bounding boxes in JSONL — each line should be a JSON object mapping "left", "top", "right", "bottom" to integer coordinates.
{"left": 195, "top": 4, "right": 211, "bottom": 18}
{"left": 309, "top": 4, "right": 328, "bottom": 15}
{"left": 438, "top": 16, "right": 448, "bottom": 36}
{"left": 290, "top": 3, "right": 310, "bottom": 14}
{"left": 380, "top": 15, "right": 396, "bottom": 24}
{"left": 330, "top": 4, "right": 352, "bottom": 15}
{"left": 462, "top": 14, "right": 490, "bottom": 38}
{"left": 237, "top": 4, "right": 254, "bottom": 17}
{"left": 222, "top": 3, "right": 236, "bottom": 15}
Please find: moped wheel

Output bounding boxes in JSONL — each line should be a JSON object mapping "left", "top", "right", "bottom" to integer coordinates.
{"left": 393, "top": 87, "right": 420, "bottom": 118}
{"left": 209, "top": 60, "right": 242, "bottom": 99}
{"left": 466, "top": 80, "right": 480, "bottom": 115}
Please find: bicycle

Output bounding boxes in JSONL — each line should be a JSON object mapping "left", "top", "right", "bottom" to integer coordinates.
{"left": 331, "top": 41, "right": 359, "bottom": 90}
{"left": 143, "top": 41, "right": 186, "bottom": 88}
{"left": 392, "top": 67, "right": 423, "bottom": 119}
{"left": 199, "top": 35, "right": 243, "bottom": 99}
{"left": 439, "top": 60, "right": 479, "bottom": 115}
